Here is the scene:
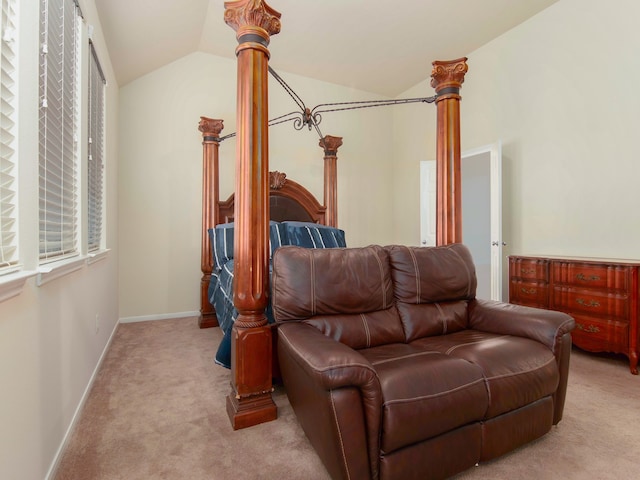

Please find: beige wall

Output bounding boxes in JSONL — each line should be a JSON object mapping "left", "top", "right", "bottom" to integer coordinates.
{"left": 118, "top": 52, "right": 395, "bottom": 319}
{"left": 0, "top": 1, "right": 119, "bottom": 479}
{"left": 393, "top": 0, "right": 640, "bottom": 262}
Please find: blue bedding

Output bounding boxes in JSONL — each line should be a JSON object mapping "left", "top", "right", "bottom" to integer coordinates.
{"left": 209, "top": 221, "right": 347, "bottom": 368}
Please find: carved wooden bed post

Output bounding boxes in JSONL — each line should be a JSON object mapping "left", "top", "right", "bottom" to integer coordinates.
{"left": 198, "top": 117, "right": 224, "bottom": 329}
{"left": 320, "top": 135, "right": 342, "bottom": 227}
{"left": 430, "top": 58, "right": 468, "bottom": 245}
{"left": 224, "top": 0, "right": 280, "bottom": 429}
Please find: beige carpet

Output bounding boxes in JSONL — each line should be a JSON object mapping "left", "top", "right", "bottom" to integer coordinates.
{"left": 54, "top": 317, "right": 640, "bottom": 480}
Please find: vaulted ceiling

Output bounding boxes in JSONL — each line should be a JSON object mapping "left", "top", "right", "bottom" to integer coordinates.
{"left": 95, "top": 0, "right": 559, "bottom": 96}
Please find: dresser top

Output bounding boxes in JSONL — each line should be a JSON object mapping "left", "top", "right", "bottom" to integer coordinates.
{"left": 510, "top": 254, "right": 640, "bottom": 265}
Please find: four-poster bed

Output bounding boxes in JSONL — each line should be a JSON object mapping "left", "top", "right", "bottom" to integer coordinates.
{"left": 204, "top": 0, "right": 467, "bottom": 430}
{"left": 198, "top": 116, "right": 346, "bottom": 369}
{"left": 198, "top": 116, "right": 344, "bottom": 330}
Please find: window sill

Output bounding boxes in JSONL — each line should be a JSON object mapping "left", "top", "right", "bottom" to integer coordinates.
{"left": 0, "top": 270, "right": 38, "bottom": 303}
{"left": 87, "top": 248, "right": 110, "bottom": 265}
{"left": 37, "top": 256, "right": 87, "bottom": 286}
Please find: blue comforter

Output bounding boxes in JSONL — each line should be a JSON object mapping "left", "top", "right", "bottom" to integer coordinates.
{"left": 209, "top": 221, "right": 347, "bottom": 368}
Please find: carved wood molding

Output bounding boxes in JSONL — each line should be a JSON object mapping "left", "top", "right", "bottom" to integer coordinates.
{"left": 198, "top": 117, "right": 224, "bottom": 138}
{"left": 320, "top": 135, "right": 343, "bottom": 156}
{"left": 269, "top": 171, "right": 287, "bottom": 189}
{"left": 224, "top": 0, "right": 281, "bottom": 37}
{"left": 431, "top": 57, "right": 468, "bottom": 94}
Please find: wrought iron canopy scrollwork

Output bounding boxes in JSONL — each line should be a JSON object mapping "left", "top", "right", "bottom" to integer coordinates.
{"left": 218, "top": 66, "right": 438, "bottom": 146}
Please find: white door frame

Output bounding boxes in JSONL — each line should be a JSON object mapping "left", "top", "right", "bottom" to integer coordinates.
{"left": 462, "top": 142, "right": 503, "bottom": 301}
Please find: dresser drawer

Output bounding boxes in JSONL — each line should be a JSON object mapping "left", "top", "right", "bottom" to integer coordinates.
{"left": 509, "top": 280, "right": 549, "bottom": 308}
{"left": 550, "top": 287, "right": 629, "bottom": 321}
{"left": 551, "top": 262, "right": 630, "bottom": 291}
{"left": 509, "top": 258, "right": 548, "bottom": 282}
{"left": 571, "top": 314, "right": 629, "bottom": 353}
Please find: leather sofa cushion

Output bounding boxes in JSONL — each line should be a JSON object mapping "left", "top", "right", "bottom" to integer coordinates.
{"left": 304, "top": 308, "right": 404, "bottom": 350}
{"left": 360, "top": 343, "right": 488, "bottom": 454}
{"left": 386, "top": 244, "right": 477, "bottom": 303}
{"left": 396, "top": 299, "right": 469, "bottom": 342}
{"left": 412, "top": 330, "right": 559, "bottom": 419}
{"left": 273, "top": 245, "right": 405, "bottom": 348}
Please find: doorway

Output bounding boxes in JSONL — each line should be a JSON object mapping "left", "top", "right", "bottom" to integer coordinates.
{"left": 420, "top": 142, "right": 503, "bottom": 300}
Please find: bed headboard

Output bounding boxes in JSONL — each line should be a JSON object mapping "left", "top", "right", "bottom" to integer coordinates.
{"left": 217, "top": 171, "right": 326, "bottom": 225}
{"left": 197, "top": 117, "right": 341, "bottom": 327}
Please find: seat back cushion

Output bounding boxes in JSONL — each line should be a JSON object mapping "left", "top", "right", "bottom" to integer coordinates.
{"left": 272, "top": 245, "right": 405, "bottom": 349}
{"left": 395, "top": 300, "right": 470, "bottom": 341}
{"left": 386, "top": 244, "right": 477, "bottom": 341}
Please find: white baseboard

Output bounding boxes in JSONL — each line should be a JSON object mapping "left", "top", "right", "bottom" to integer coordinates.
{"left": 45, "top": 319, "right": 120, "bottom": 480}
{"left": 119, "top": 311, "right": 200, "bottom": 323}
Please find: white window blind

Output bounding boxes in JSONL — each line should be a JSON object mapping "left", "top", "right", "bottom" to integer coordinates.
{"left": 39, "top": 0, "right": 80, "bottom": 262}
{"left": 0, "top": 0, "right": 18, "bottom": 273}
{"left": 87, "top": 42, "right": 104, "bottom": 252}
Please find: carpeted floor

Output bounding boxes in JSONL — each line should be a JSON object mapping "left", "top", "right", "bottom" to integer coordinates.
{"left": 53, "top": 317, "right": 640, "bottom": 480}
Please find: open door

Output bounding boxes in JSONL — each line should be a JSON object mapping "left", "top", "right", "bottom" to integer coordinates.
{"left": 420, "top": 141, "right": 503, "bottom": 300}
{"left": 420, "top": 161, "right": 437, "bottom": 247}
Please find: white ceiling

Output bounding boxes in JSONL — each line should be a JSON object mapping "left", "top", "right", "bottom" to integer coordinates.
{"left": 95, "top": 0, "right": 559, "bottom": 96}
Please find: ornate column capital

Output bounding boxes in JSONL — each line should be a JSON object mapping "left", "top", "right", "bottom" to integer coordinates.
{"left": 198, "top": 117, "right": 224, "bottom": 140}
{"left": 224, "top": 0, "right": 281, "bottom": 38}
{"left": 430, "top": 57, "right": 468, "bottom": 94}
{"left": 320, "top": 135, "right": 343, "bottom": 156}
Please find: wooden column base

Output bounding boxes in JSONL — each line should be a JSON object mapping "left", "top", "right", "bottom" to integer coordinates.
{"left": 199, "top": 313, "right": 218, "bottom": 329}
{"left": 227, "top": 323, "right": 277, "bottom": 429}
{"left": 226, "top": 391, "right": 277, "bottom": 430}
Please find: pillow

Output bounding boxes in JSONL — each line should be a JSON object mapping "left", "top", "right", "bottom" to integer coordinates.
{"left": 269, "top": 221, "right": 289, "bottom": 254}
{"left": 210, "top": 221, "right": 290, "bottom": 271}
{"left": 211, "top": 223, "right": 235, "bottom": 271}
{"left": 283, "top": 221, "right": 346, "bottom": 249}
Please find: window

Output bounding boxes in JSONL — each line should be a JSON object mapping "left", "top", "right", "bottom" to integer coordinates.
{"left": 0, "top": 0, "right": 18, "bottom": 274}
{"left": 38, "top": 0, "right": 80, "bottom": 263}
{"left": 87, "top": 42, "right": 104, "bottom": 252}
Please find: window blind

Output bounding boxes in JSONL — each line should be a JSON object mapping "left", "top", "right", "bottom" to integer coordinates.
{"left": 0, "top": 0, "right": 18, "bottom": 273}
{"left": 38, "top": 0, "right": 80, "bottom": 262}
{"left": 87, "top": 42, "right": 104, "bottom": 252}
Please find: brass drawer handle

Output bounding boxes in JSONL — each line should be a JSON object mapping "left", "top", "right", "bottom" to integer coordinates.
{"left": 521, "top": 268, "right": 536, "bottom": 274}
{"left": 576, "top": 323, "right": 600, "bottom": 333}
{"left": 521, "top": 287, "right": 537, "bottom": 295}
{"left": 576, "top": 273, "right": 601, "bottom": 282}
{"left": 576, "top": 298, "right": 600, "bottom": 308}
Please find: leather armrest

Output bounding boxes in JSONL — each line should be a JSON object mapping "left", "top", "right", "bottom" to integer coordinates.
{"left": 277, "top": 322, "right": 381, "bottom": 395}
{"left": 468, "top": 298, "right": 575, "bottom": 353}
{"left": 277, "top": 322, "right": 382, "bottom": 479}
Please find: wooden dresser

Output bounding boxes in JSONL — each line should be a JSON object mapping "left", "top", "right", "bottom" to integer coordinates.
{"left": 509, "top": 255, "right": 640, "bottom": 374}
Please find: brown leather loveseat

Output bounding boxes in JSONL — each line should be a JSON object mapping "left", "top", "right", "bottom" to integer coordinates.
{"left": 272, "top": 243, "right": 575, "bottom": 480}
